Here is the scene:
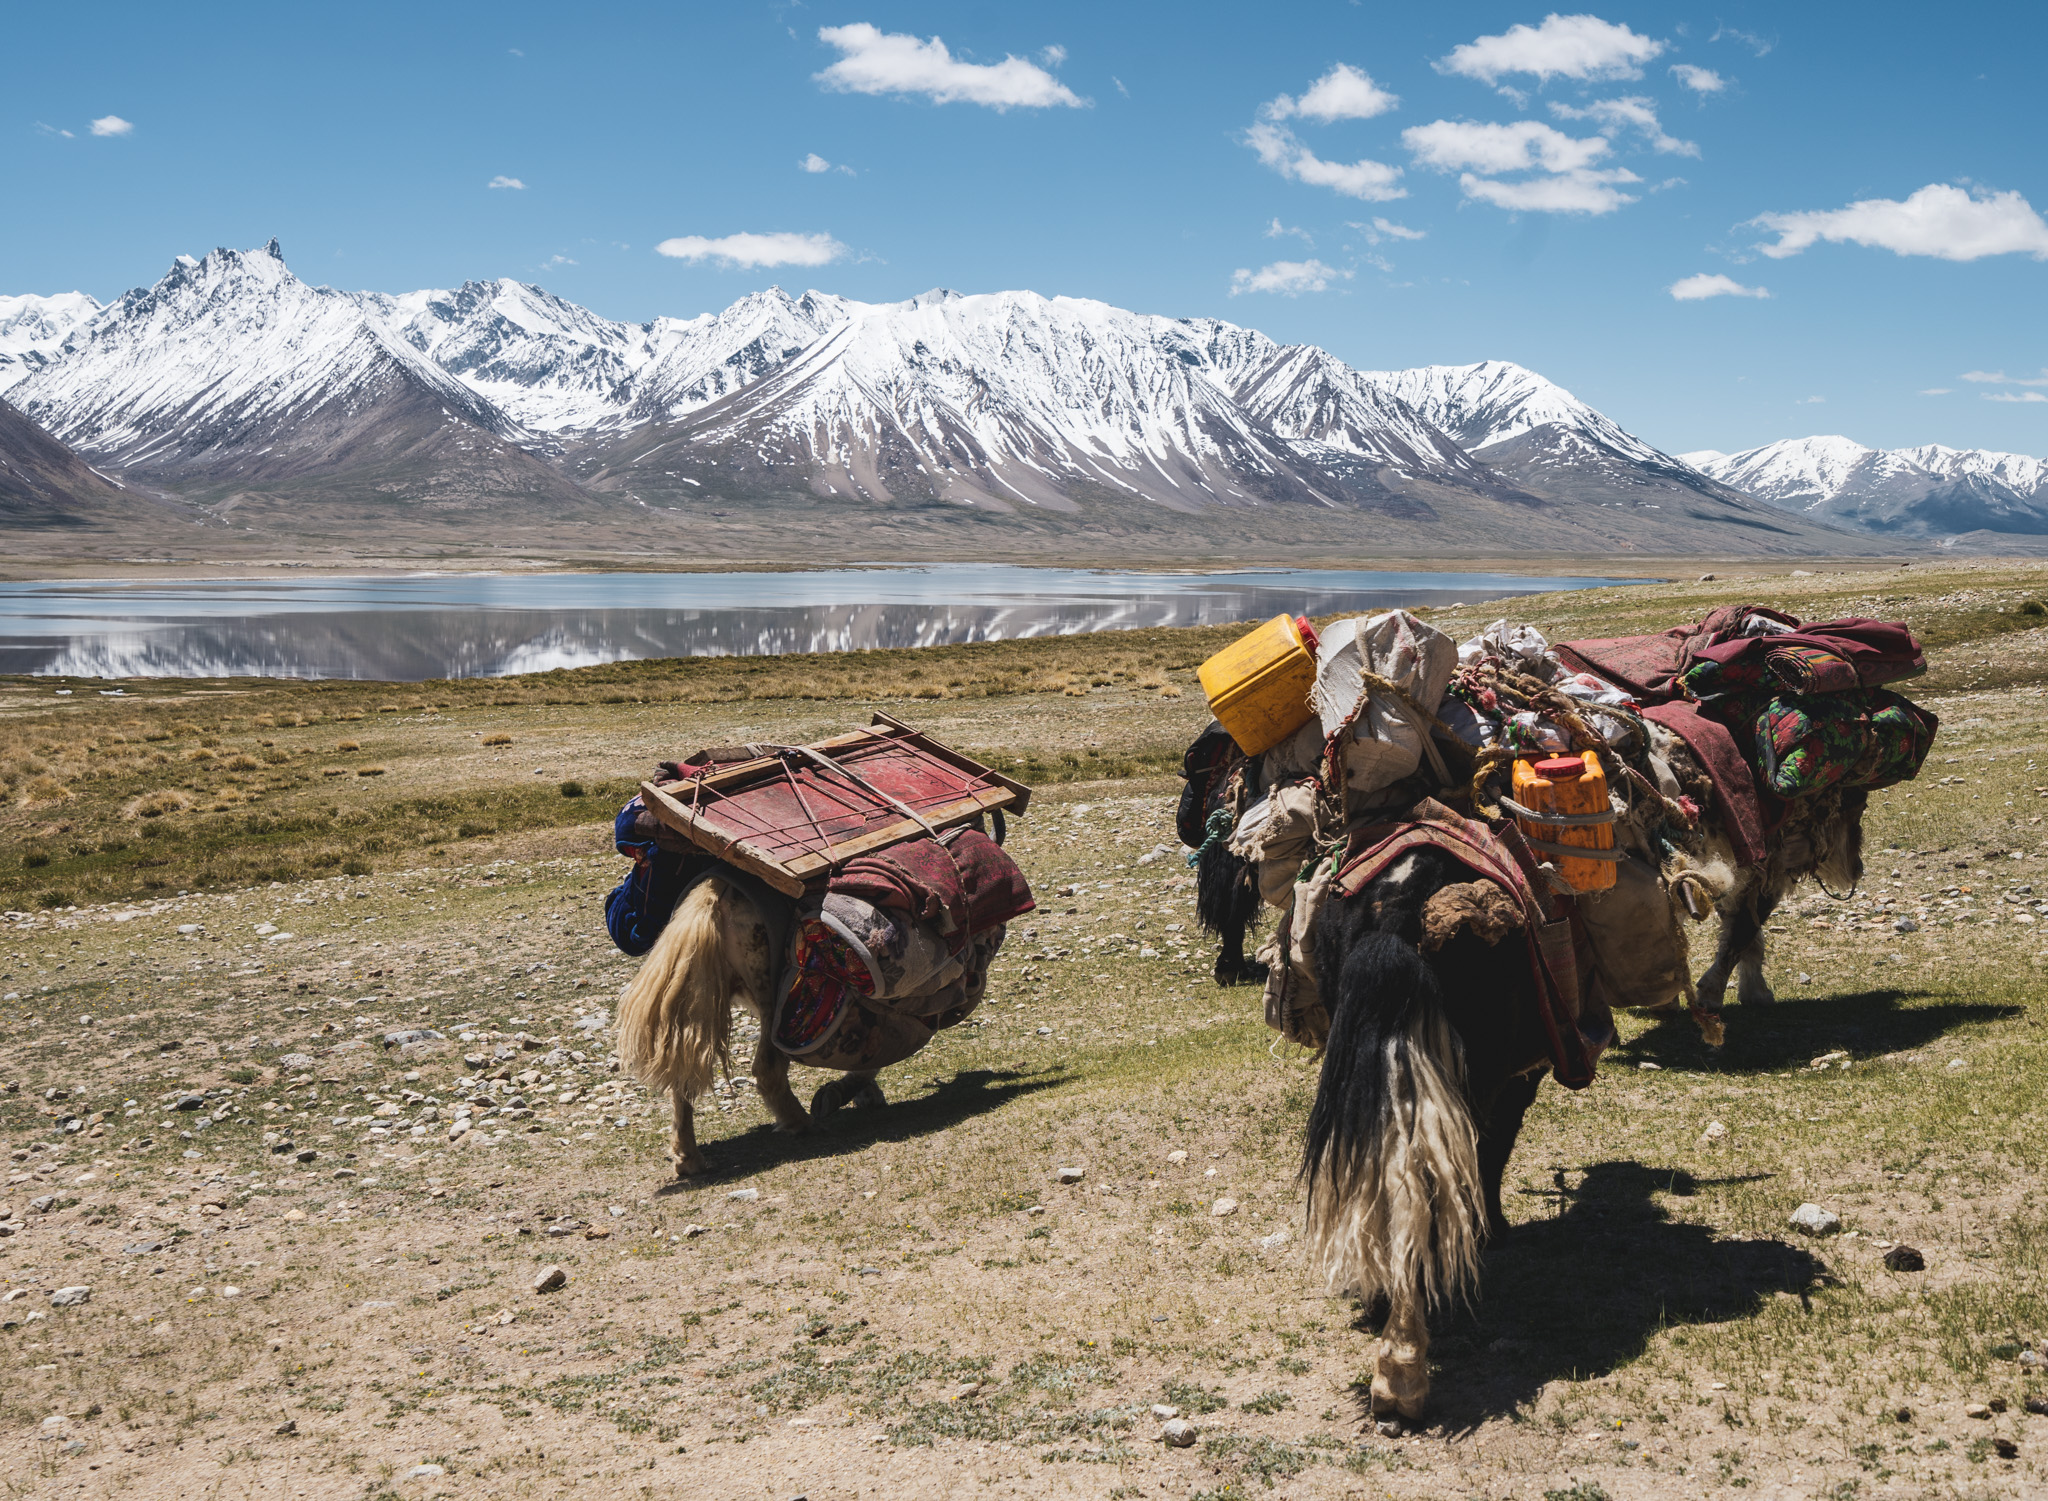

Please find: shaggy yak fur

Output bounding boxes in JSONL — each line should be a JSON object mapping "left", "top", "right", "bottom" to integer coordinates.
{"left": 1298, "top": 726, "right": 1867, "bottom": 1423}
{"left": 615, "top": 877, "right": 884, "bottom": 1178}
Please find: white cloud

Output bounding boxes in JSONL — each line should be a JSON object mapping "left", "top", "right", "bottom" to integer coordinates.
{"left": 1438, "top": 14, "right": 1665, "bottom": 88}
{"left": 1754, "top": 183, "right": 2048, "bottom": 262}
{"left": 1404, "top": 119, "right": 1609, "bottom": 175}
{"left": 1710, "top": 25, "right": 1773, "bottom": 57}
{"left": 1920, "top": 388, "right": 1952, "bottom": 395}
{"left": 1351, "top": 216, "right": 1426, "bottom": 244}
{"left": 1549, "top": 96, "right": 1697, "bottom": 156}
{"left": 1246, "top": 122, "right": 1404, "bottom": 200}
{"left": 1040, "top": 44, "right": 1067, "bottom": 67}
{"left": 1229, "top": 259, "right": 1352, "bottom": 296}
{"left": 1961, "top": 369, "right": 2048, "bottom": 386}
{"left": 1985, "top": 391, "right": 2048, "bottom": 403}
{"left": 1459, "top": 168, "right": 1639, "bottom": 215}
{"left": 654, "top": 231, "right": 849, "bottom": 269}
{"left": 799, "top": 153, "right": 832, "bottom": 173}
{"left": 488, "top": 175, "right": 526, "bottom": 190}
{"left": 1263, "top": 63, "right": 1399, "bottom": 123}
{"left": 34, "top": 122, "right": 75, "bottom": 139}
{"left": 814, "top": 23, "right": 1084, "bottom": 110}
{"left": 89, "top": 115, "right": 133, "bottom": 137}
{"left": 1112, "top": 75, "right": 1130, "bottom": 98}
{"left": 1264, "top": 218, "right": 1313, "bottom": 244}
{"left": 1797, "top": 395, "right": 1827, "bottom": 404}
{"left": 1668, "top": 272, "right": 1768, "bottom": 300}
{"left": 1670, "top": 63, "right": 1725, "bottom": 93}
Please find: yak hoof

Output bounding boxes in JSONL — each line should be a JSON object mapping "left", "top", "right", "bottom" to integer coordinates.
{"left": 1213, "top": 957, "right": 1269, "bottom": 989}
{"left": 812, "top": 1077, "right": 885, "bottom": 1118}
{"left": 1370, "top": 1360, "right": 1428, "bottom": 1422}
{"left": 671, "top": 1150, "right": 709, "bottom": 1179}
{"left": 1737, "top": 976, "right": 1778, "bottom": 1006}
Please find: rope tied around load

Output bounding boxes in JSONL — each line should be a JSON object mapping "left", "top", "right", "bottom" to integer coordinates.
{"left": 1187, "top": 805, "right": 1235, "bottom": 869}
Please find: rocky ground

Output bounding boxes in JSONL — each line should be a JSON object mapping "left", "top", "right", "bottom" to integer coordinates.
{"left": 4, "top": 561, "right": 2048, "bottom": 1499}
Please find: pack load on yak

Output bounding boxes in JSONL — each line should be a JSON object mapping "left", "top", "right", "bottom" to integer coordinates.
{"left": 1182, "top": 604, "right": 1937, "bottom": 1060}
{"left": 603, "top": 715, "right": 1035, "bottom": 1176}
{"left": 1180, "top": 602, "right": 1936, "bottom": 1424}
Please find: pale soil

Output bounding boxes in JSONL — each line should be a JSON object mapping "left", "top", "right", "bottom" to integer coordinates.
{"left": 5, "top": 564, "right": 2048, "bottom": 1499}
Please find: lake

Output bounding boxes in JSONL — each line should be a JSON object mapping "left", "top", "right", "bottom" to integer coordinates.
{"left": 0, "top": 566, "right": 1650, "bottom": 682}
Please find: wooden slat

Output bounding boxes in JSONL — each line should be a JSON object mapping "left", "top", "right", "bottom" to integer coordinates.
{"left": 778, "top": 786, "right": 1018, "bottom": 879}
{"left": 870, "top": 712, "right": 1033, "bottom": 814}
{"left": 637, "top": 781, "right": 807, "bottom": 897}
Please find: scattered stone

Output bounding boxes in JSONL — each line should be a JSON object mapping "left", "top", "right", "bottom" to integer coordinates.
{"left": 1376, "top": 1417, "right": 1404, "bottom": 1438}
{"left": 1700, "top": 1121, "right": 1728, "bottom": 1143}
{"left": 728, "top": 1188, "right": 760, "bottom": 1202}
{"left": 2025, "top": 1396, "right": 2048, "bottom": 1417}
{"left": 1152, "top": 1403, "right": 1180, "bottom": 1419}
{"left": 1884, "top": 1244, "right": 1927, "bottom": 1272}
{"left": 173, "top": 1094, "right": 204, "bottom": 1112}
{"left": 532, "top": 1265, "right": 567, "bottom": 1294}
{"left": 275, "top": 1419, "right": 297, "bottom": 1435}
{"left": 407, "top": 1464, "right": 447, "bottom": 1479}
{"left": 276, "top": 1054, "right": 315, "bottom": 1071}
{"left": 1166, "top": 1150, "right": 1188, "bottom": 1164}
{"left": 1789, "top": 1203, "right": 1842, "bottom": 1236}
{"left": 295, "top": 1149, "right": 317, "bottom": 1164}
{"left": 583, "top": 1226, "right": 610, "bottom": 1241}
{"left": 1055, "top": 1166, "right": 1084, "bottom": 1184}
{"left": 946, "top": 1381, "right": 984, "bottom": 1402}
{"left": 1697, "top": 573, "right": 1716, "bottom": 582}
{"left": 281, "top": 1208, "right": 306, "bottom": 1222}
{"left": 1258, "top": 1229, "right": 1290, "bottom": 1249}
{"left": 1161, "top": 1418, "right": 1198, "bottom": 1448}
{"left": 1991, "top": 1397, "right": 2010, "bottom": 1413}
{"left": 30, "top": 1195, "right": 54, "bottom": 1214}
{"left": 122, "top": 1240, "right": 164, "bottom": 1255}
{"left": 1895, "top": 1407, "right": 1912, "bottom": 1423}
{"left": 1996, "top": 1437, "right": 2020, "bottom": 1460}
{"left": 49, "top": 1287, "right": 89, "bottom": 1307}
{"left": 2018, "top": 1350, "right": 2045, "bottom": 1371}
{"left": 682, "top": 1224, "right": 708, "bottom": 1238}
{"left": 1967, "top": 1403, "right": 1992, "bottom": 1419}
{"left": 1211, "top": 1197, "right": 1238, "bottom": 1217}
{"left": 1894, "top": 917, "right": 1919, "bottom": 933}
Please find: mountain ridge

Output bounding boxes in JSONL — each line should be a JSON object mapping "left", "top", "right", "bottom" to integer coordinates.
{"left": 4, "top": 241, "right": 1872, "bottom": 559}
{"left": 1682, "top": 436, "right": 2048, "bottom": 539}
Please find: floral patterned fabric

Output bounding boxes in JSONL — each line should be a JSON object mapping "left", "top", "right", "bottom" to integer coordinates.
{"left": 1754, "top": 689, "right": 1938, "bottom": 799}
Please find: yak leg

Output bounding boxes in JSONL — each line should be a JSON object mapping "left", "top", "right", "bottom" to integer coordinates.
{"left": 752, "top": 1043, "right": 811, "bottom": 1134}
{"left": 1476, "top": 1070, "right": 1543, "bottom": 1239}
{"left": 812, "top": 1071, "right": 887, "bottom": 1117}
{"left": 669, "top": 1091, "right": 706, "bottom": 1178}
{"left": 1697, "top": 893, "right": 1764, "bottom": 1011}
{"left": 1735, "top": 886, "right": 1781, "bottom": 1006}
{"left": 1372, "top": 1294, "right": 1431, "bottom": 1423}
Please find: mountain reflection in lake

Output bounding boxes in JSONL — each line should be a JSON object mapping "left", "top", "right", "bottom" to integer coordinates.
{"left": 0, "top": 566, "right": 1647, "bottom": 682}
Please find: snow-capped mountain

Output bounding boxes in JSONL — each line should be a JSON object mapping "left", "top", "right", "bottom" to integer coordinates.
{"left": 9, "top": 241, "right": 582, "bottom": 513}
{"left": 583, "top": 289, "right": 1517, "bottom": 516}
{"left": 1683, "top": 437, "right": 2048, "bottom": 537}
{"left": 360, "top": 280, "right": 851, "bottom": 435}
{"left": 5, "top": 240, "right": 1859, "bottom": 555}
{"left": 0, "top": 292, "right": 102, "bottom": 393}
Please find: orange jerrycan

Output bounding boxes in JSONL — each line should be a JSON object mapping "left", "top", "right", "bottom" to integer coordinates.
{"left": 1510, "top": 751, "right": 1618, "bottom": 892}
{"left": 1198, "top": 614, "right": 1322, "bottom": 756}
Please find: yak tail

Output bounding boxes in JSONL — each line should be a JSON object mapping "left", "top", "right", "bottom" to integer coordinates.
{"left": 1301, "top": 930, "right": 1484, "bottom": 1312}
{"left": 616, "top": 877, "right": 735, "bottom": 1106}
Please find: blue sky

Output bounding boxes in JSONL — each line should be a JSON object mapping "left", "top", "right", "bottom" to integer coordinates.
{"left": 8, "top": 2, "right": 2046, "bottom": 458}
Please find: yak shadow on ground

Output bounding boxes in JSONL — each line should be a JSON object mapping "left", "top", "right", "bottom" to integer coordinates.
{"left": 1404, "top": 1160, "right": 1823, "bottom": 1434}
{"left": 655, "top": 1066, "right": 1069, "bottom": 1192}
{"left": 1612, "top": 988, "right": 2020, "bottom": 1075}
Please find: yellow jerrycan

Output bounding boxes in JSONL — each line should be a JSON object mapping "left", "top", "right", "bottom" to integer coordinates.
{"left": 1197, "top": 614, "right": 1322, "bottom": 756}
{"left": 1510, "top": 751, "right": 1618, "bottom": 892}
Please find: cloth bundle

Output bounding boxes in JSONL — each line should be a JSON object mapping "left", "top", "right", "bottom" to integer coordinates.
{"left": 771, "top": 826, "right": 1033, "bottom": 1071}
{"left": 1754, "top": 689, "right": 1940, "bottom": 799}
{"left": 1313, "top": 610, "right": 1459, "bottom": 805}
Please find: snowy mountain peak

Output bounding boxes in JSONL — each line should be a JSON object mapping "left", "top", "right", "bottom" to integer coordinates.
{"left": 0, "top": 291, "right": 104, "bottom": 393}
{"left": 1686, "top": 434, "right": 2048, "bottom": 537}
{"left": 1355, "top": 359, "right": 1667, "bottom": 465}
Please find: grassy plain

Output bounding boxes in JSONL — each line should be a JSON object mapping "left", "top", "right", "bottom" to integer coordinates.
{"left": 4, "top": 559, "right": 2048, "bottom": 1498}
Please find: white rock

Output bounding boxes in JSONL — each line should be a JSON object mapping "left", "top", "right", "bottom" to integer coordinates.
{"left": 1152, "top": 1403, "right": 1180, "bottom": 1419}
{"left": 1211, "top": 1197, "right": 1238, "bottom": 1217}
{"left": 683, "top": 1224, "right": 708, "bottom": 1238}
{"left": 1162, "top": 1418, "right": 1198, "bottom": 1447}
{"left": 1166, "top": 1150, "right": 1188, "bottom": 1164}
{"left": 1789, "top": 1203, "right": 1841, "bottom": 1236}
{"left": 1259, "top": 1229, "right": 1290, "bottom": 1249}
{"left": 49, "top": 1286, "right": 90, "bottom": 1307}
{"left": 1947, "top": 1058, "right": 1968, "bottom": 1070}
{"left": 728, "top": 1188, "right": 759, "bottom": 1202}
{"left": 1055, "top": 1166, "right": 1085, "bottom": 1184}
{"left": 533, "top": 1265, "right": 568, "bottom": 1293}
{"left": 1700, "top": 1121, "right": 1728, "bottom": 1143}
{"left": 407, "top": 1463, "right": 446, "bottom": 1479}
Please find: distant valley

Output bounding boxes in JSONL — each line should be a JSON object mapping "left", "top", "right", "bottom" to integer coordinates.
{"left": 2, "top": 241, "right": 2038, "bottom": 565}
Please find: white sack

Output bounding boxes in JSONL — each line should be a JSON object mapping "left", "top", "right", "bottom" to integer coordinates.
{"left": 1458, "top": 618, "right": 1553, "bottom": 677}
{"left": 1315, "top": 610, "right": 1458, "bottom": 799}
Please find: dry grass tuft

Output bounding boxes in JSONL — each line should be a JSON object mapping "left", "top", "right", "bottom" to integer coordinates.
{"left": 122, "top": 788, "right": 192, "bottom": 819}
{"left": 337, "top": 739, "right": 361, "bottom": 752}
{"left": 356, "top": 765, "right": 388, "bottom": 778}
{"left": 481, "top": 733, "right": 513, "bottom": 747}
